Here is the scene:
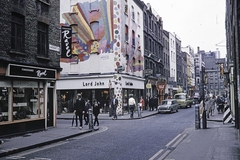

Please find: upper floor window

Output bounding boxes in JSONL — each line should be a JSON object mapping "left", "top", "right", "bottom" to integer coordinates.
{"left": 37, "top": 22, "right": 48, "bottom": 56}
{"left": 37, "top": 0, "right": 50, "bottom": 16}
{"left": 137, "top": 12, "right": 140, "bottom": 25}
{"left": 132, "top": 30, "right": 135, "bottom": 47}
{"left": 11, "top": 12, "right": 25, "bottom": 52}
{"left": 131, "top": 6, "right": 135, "bottom": 21}
{"left": 125, "top": 25, "right": 129, "bottom": 42}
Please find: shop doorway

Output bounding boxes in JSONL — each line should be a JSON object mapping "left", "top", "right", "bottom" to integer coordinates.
{"left": 47, "top": 88, "right": 54, "bottom": 127}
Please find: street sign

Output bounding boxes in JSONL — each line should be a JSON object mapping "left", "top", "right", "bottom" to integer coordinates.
{"left": 144, "top": 69, "right": 153, "bottom": 75}
{"left": 146, "top": 83, "right": 151, "bottom": 89}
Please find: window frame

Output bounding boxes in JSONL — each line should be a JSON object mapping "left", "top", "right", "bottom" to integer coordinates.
{"left": 11, "top": 12, "right": 25, "bottom": 52}
{"left": 37, "top": 22, "right": 49, "bottom": 56}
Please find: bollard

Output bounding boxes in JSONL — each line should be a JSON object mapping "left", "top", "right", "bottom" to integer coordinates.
{"left": 195, "top": 104, "right": 200, "bottom": 129}
{"left": 88, "top": 108, "right": 94, "bottom": 131}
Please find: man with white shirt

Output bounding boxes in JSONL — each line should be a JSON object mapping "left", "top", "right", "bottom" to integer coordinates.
{"left": 128, "top": 94, "right": 136, "bottom": 119}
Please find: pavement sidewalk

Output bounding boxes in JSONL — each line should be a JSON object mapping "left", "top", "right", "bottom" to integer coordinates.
{"left": 0, "top": 107, "right": 239, "bottom": 159}
{"left": 0, "top": 110, "right": 157, "bottom": 158}
{"left": 165, "top": 107, "right": 240, "bottom": 160}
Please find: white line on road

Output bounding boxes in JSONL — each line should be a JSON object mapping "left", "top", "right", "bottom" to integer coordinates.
{"left": 172, "top": 134, "right": 187, "bottom": 148}
{"left": 158, "top": 150, "right": 171, "bottom": 160}
{"left": 166, "top": 134, "right": 181, "bottom": 147}
{"left": 149, "top": 149, "right": 164, "bottom": 160}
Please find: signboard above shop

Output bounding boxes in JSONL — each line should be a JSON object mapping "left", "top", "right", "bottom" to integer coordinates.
{"left": 6, "top": 64, "right": 56, "bottom": 80}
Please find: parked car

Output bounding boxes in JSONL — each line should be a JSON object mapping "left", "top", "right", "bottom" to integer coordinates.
{"left": 158, "top": 99, "right": 179, "bottom": 114}
{"left": 174, "top": 93, "right": 193, "bottom": 108}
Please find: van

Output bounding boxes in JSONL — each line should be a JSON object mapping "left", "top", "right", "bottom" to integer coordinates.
{"left": 174, "top": 93, "right": 193, "bottom": 108}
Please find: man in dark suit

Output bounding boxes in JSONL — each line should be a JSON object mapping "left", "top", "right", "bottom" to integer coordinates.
{"left": 111, "top": 94, "right": 118, "bottom": 120}
{"left": 74, "top": 93, "right": 85, "bottom": 129}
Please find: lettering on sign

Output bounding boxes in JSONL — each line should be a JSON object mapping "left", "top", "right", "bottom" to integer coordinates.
{"left": 61, "top": 26, "right": 72, "bottom": 58}
{"left": 125, "top": 82, "right": 133, "bottom": 86}
{"left": 83, "top": 81, "right": 105, "bottom": 87}
{"left": 36, "top": 70, "right": 47, "bottom": 77}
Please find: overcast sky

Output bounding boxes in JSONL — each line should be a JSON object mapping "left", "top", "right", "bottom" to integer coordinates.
{"left": 143, "top": 0, "right": 226, "bottom": 58}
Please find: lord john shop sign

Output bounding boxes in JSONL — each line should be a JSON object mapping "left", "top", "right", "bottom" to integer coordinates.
{"left": 6, "top": 64, "right": 56, "bottom": 80}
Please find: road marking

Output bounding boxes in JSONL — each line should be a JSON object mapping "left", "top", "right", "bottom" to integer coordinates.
{"left": 6, "top": 155, "right": 25, "bottom": 159}
{"left": 149, "top": 149, "right": 163, "bottom": 160}
{"left": 166, "top": 134, "right": 181, "bottom": 147}
{"left": 158, "top": 150, "right": 171, "bottom": 160}
{"left": 172, "top": 134, "right": 187, "bottom": 148}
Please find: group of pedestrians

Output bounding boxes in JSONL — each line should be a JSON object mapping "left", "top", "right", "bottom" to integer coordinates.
{"left": 73, "top": 93, "right": 150, "bottom": 126}
{"left": 148, "top": 96, "right": 158, "bottom": 111}
{"left": 73, "top": 93, "right": 100, "bottom": 129}
{"left": 199, "top": 94, "right": 227, "bottom": 119}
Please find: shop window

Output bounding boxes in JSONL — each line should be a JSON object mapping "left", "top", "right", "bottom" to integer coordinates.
{"left": 13, "top": 81, "right": 44, "bottom": 121}
{"left": 0, "top": 87, "right": 9, "bottom": 122}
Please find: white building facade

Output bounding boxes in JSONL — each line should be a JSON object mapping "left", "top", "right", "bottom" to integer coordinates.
{"left": 57, "top": 0, "right": 145, "bottom": 114}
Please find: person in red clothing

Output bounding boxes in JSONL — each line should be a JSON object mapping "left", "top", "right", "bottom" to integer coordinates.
{"left": 139, "top": 96, "right": 145, "bottom": 113}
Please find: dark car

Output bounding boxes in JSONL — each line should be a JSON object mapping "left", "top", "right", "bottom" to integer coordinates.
{"left": 157, "top": 99, "right": 179, "bottom": 114}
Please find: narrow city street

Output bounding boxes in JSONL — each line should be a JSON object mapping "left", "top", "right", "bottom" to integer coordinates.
{"left": 4, "top": 108, "right": 195, "bottom": 160}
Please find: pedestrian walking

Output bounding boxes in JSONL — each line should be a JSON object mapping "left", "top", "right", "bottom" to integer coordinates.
{"left": 110, "top": 95, "right": 118, "bottom": 120}
{"left": 73, "top": 93, "right": 85, "bottom": 129}
{"left": 128, "top": 94, "right": 136, "bottom": 119}
{"left": 93, "top": 99, "right": 100, "bottom": 126}
{"left": 139, "top": 96, "right": 145, "bottom": 113}
{"left": 84, "top": 99, "right": 91, "bottom": 125}
{"left": 208, "top": 95, "right": 216, "bottom": 116}
{"left": 149, "top": 96, "right": 154, "bottom": 111}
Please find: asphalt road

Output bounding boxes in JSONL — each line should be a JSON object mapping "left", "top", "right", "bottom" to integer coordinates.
{"left": 3, "top": 107, "right": 195, "bottom": 160}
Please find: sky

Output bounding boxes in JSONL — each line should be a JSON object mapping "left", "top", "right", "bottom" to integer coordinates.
{"left": 143, "top": 0, "right": 226, "bottom": 58}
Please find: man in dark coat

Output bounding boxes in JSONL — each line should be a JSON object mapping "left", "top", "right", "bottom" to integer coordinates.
{"left": 84, "top": 99, "right": 91, "bottom": 125}
{"left": 111, "top": 94, "right": 118, "bottom": 120}
{"left": 149, "top": 96, "right": 154, "bottom": 111}
{"left": 74, "top": 94, "right": 85, "bottom": 129}
{"left": 93, "top": 99, "right": 100, "bottom": 126}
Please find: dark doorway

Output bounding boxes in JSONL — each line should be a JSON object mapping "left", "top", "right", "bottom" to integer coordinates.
{"left": 47, "top": 88, "right": 54, "bottom": 127}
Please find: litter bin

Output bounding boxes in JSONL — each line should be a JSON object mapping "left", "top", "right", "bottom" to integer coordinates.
{"left": 195, "top": 104, "right": 200, "bottom": 129}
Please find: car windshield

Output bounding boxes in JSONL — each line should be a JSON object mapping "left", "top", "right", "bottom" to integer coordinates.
{"left": 175, "top": 95, "right": 186, "bottom": 99}
{"left": 162, "top": 101, "right": 171, "bottom": 105}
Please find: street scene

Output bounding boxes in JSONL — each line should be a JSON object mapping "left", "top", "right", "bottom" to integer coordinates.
{"left": 0, "top": 0, "right": 240, "bottom": 160}
{"left": 0, "top": 106, "right": 239, "bottom": 160}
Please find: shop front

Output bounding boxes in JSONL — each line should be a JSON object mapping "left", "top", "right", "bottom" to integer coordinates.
{"left": 56, "top": 74, "right": 145, "bottom": 115}
{"left": 0, "top": 64, "right": 57, "bottom": 137}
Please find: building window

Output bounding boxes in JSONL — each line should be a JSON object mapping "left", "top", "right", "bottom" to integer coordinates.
{"left": 37, "top": 22, "right": 48, "bottom": 56}
{"left": 131, "top": 6, "right": 135, "bottom": 21}
{"left": 11, "top": 12, "right": 25, "bottom": 52}
{"left": 125, "top": 25, "right": 128, "bottom": 42}
{"left": 137, "top": 12, "right": 140, "bottom": 25}
{"left": 12, "top": 81, "right": 44, "bottom": 120}
{"left": 132, "top": 30, "right": 135, "bottom": 47}
{"left": 37, "top": 0, "right": 50, "bottom": 15}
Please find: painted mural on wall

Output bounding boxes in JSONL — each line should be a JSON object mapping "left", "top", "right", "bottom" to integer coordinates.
{"left": 60, "top": 0, "right": 143, "bottom": 73}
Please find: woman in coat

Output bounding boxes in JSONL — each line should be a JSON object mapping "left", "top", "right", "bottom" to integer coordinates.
{"left": 93, "top": 99, "right": 100, "bottom": 126}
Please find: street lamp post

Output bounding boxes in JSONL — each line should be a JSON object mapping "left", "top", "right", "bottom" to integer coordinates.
{"left": 202, "top": 66, "right": 207, "bottom": 129}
